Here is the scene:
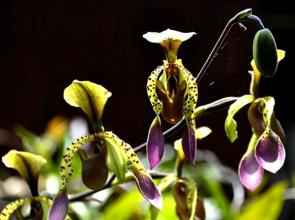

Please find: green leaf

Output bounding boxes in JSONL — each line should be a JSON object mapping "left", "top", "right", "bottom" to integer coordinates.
{"left": 63, "top": 80, "right": 111, "bottom": 129}
{"left": 103, "top": 189, "right": 146, "bottom": 220}
{"left": 101, "top": 133, "right": 128, "bottom": 182}
{"left": 225, "top": 95, "right": 254, "bottom": 143}
{"left": 237, "top": 181, "right": 287, "bottom": 220}
{"left": 2, "top": 150, "right": 47, "bottom": 185}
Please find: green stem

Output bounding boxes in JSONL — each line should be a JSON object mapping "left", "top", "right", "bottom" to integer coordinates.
{"left": 249, "top": 70, "right": 261, "bottom": 97}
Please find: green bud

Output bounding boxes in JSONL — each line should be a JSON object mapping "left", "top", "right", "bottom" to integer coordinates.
{"left": 253, "top": 28, "right": 278, "bottom": 77}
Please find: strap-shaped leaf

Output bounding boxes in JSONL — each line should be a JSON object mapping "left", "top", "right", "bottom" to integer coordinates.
{"left": 225, "top": 95, "right": 255, "bottom": 143}
{"left": 237, "top": 181, "right": 287, "bottom": 220}
{"left": 64, "top": 80, "right": 111, "bottom": 128}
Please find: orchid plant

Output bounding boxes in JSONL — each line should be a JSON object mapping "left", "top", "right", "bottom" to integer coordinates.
{"left": 0, "top": 8, "right": 293, "bottom": 220}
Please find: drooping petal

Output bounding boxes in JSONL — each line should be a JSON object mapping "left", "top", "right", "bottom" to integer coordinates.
{"left": 147, "top": 117, "right": 165, "bottom": 169}
{"left": 182, "top": 125, "right": 197, "bottom": 164}
{"left": 239, "top": 151, "right": 264, "bottom": 191}
{"left": 255, "top": 129, "right": 285, "bottom": 173}
{"left": 133, "top": 171, "right": 162, "bottom": 209}
{"left": 49, "top": 191, "right": 69, "bottom": 220}
{"left": 225, "top": 95, "right": 255, "bottom": 142}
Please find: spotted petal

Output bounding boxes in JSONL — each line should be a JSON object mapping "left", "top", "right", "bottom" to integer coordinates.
{"left": 49, "top": 191, "right": 69, "bottom": 220}
{"left": 133, "top": 171, "right": 162, "bottom": 209}
{"left": 147, "top": 117, "right": 165, "bottom": 169}
{"left": 182, "top": 125, "right": 197, "bottom": 164}
{"left": 255, "top": 129, "right": 285, "bottom": 173}
{"left": 239, "top": 151, "right": 264, "bottom": 191}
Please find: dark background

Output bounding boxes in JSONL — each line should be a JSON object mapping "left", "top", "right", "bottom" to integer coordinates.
{"left": 1, "top": 0, "right": 295, "bottom": 173}
{"left": 1, "top": 0, "right": 295, "bottom": 219}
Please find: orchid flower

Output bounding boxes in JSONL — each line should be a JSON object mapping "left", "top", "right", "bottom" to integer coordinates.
{"left": 144, "top": 29, "right": 198, "bottom": 168}
{"left": 0, "top": 151, "right": 73, "bottom": 219}
{"left": 225, "top": 28, "right": 286, "bottom": 191}
{"left": 48, "top": 80, "right": 162, "bottom": 220}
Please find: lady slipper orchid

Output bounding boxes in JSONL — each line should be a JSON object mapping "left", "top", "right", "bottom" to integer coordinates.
{"left": 225, "top": 29, "right": 286, "bottom": 191}
{"left": 51, "top": 80, "right": 163, "bottom": 217}
{"left": 144, "top": 29, "right": 199, "bottom": 168}
{"left": 255, "top": 128, "right": 286, "bottom": 174}
{"left": 238, "top": 134, "right": 264, "bottom": 191}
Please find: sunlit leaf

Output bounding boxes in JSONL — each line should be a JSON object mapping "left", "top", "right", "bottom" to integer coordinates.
{"left": 63, "top": 80, "right": 111, "bottom": 129}
{"left": 225, "top": 95, "right": 254, "bottom": 143}
{"left": 103, "top": 189, "right": 146, "bottom": 220}
{"left": 237, "top": 181, "right": 287, "bottom": 220}
{"left": 151, "top": 194, "right": 179, "bottom": 220}
{"left": 2, "top": 150, "right": 47, "bottom": 195}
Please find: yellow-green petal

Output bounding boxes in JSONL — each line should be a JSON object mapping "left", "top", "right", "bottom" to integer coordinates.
{"left": 63, "top": 80, "right": 111, "bottom": 128}
{"left": 225, "top": 95, "right": 255, "bottom": 143}
{"left": 2, "top": 150, "right": 47, "bottom": 184}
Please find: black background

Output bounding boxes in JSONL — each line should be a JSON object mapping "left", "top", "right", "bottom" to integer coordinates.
{"left": 1, "top": 0, "right": 295, "bottom": 170}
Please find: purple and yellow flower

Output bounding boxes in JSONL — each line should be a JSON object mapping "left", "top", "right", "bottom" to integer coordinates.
{"left": 226, "top": 28, "right": 286, "bottom": 191}
{"left": 144, "top": 29, "right": 199, "bottom": 168}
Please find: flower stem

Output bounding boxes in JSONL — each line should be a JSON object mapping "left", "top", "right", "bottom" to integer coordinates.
{"left": 195, "top": 9, "right": 252, "bottom": 82}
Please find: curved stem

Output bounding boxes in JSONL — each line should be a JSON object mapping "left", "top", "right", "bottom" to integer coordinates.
{"left": 195, "top": 9, "right": 252, "bottom": 82}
